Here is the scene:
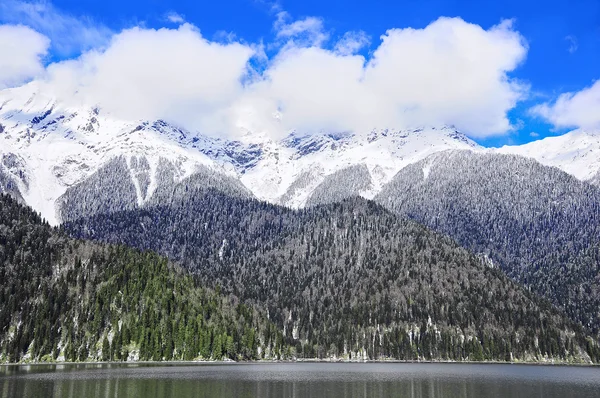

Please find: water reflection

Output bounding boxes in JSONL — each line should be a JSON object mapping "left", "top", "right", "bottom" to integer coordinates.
{"left": 1, "top": 363, "right": 599, "bottom": 398}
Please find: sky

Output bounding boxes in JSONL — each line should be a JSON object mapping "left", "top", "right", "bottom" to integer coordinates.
{"left": 0, "top": 0, "right": 598, "bottom": 147}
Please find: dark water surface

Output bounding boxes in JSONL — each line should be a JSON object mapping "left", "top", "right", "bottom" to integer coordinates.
{"left": 1, "top": 362, "right": 599, "bottom": 398}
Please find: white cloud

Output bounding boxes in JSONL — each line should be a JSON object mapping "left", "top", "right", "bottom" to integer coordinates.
{"left": 531, "top": 80, "right": 600, "bottom": 130}
{"left": 236, "top": 17, "right": 528, "bottom": 138}
{"left": 334, "top": 31, "right": 370, "bottom": 55}
{"left": 273, "top": 11, "right": 328, "bottom": 47}
{"left": 43, "top": 24, "right": 255, "bottom": 135}
{"left": 236, "top": 46, "right": 368, "bottom": 133}
{"left": 166, "top": 12, "right": 185, "bottom": 24}
{"left": 0, "top": 0, "right": 111, "bottom": 56}
{"left": 0, "top": 24, "right": 49, "bottom": 89}
{"left": 4, "top": 14, "right": 528, "bottom": 139}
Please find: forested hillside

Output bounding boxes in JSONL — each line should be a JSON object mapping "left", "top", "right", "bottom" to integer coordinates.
{"left": 65, "top": 190, "right": 600, "bottom": 362}
{"left": 0, "top": 194, "right": 288, "bottom": 363}
{"left": 306, "top": 164, "right": 373, "bottom": 207}
{"left": 0, "top": 154, "right": 25, "bottom": 204}
{"left": 375, "top": 150, "right": 600, "bottom": 335}
{"left": 58, "top": 156, "right": 251, "bottom": 223}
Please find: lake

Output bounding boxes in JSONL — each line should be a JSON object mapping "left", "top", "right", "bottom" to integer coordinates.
{"left": 1, "top": 362, "right": 599, "bottom": 398}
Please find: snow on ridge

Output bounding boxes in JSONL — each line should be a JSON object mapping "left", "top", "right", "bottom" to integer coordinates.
{"left": 496, "top": 129, "right": 600, "bottom": 181}
{"left": 0, "top": 86, "right": 221, "bottom": 224}
{"left": 1, "top": 84, "right": 493, "bottom": 221}
{"left": 238, "top": 126, "right": 481, "bottom": 207}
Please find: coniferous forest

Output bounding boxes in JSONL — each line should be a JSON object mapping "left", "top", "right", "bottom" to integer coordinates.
{"left": 0, "top": 194, "right": 288, "bottom": 363}
{"left": 2, "top": 156, "right": 600, "bottom": 363}
{"left": 375, "top": 150, "right": 600, "bottom": 336}
{"left": 1, "top": 1, "right": 600, "bottom": 375}
{"left": 63, "top": 189, "right": 600, "bottom": 363}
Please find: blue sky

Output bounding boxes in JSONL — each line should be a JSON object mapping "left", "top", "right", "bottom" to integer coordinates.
{"left": 0, "top": 0, "right": 599, "bottom": 146}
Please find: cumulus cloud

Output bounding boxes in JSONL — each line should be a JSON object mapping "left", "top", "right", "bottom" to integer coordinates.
{"left": 236, "top": 46, "right": 368, "bottom": 134}
{"left": 235, "top": 17, "right": 528, "bottom": 138}
{"left": 2, "top": 12, "right": 529, "bottom": 139}
{"left": 0, "top": 24, "right": 49, "bottom": 89}
{"left": 0, "top": 0, "right": 112, "bottom": 56}
{"left": 531, "top": 81, "right": 600, "bottom": 130}
{"left": 43, "top": 24, "right": 255, "bottom": 134}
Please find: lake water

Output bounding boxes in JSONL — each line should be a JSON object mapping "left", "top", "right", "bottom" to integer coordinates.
{"left": 1, "top": 362, "right": 599, "bottom": 398}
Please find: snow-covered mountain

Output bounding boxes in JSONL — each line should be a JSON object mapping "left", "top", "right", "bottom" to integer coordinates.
{"left": 236, "top": 126, "right": 480, "bottom": 208}
{"left": 497, "top": 130, "right": 600, "bottom": 182}
{"left": 0, "top": 83, "right": 227, "bottom": 224}
{"left": 374, "top": 149, "right": 600, "bottom": 333}
{"left": 3, "top": 82, "right": 598, "bottom": 225}
{"left": 0, "top": 83, "right": 481, "bottom": 224}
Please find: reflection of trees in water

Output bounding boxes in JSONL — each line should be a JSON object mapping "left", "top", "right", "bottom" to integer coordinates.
{"left": 1, "top": 365, "right": 599, "bottom": 398}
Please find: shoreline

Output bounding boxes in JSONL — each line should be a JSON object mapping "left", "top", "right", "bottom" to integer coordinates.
{"left": 1, "top": 359, "right": 598, "bottom": 368}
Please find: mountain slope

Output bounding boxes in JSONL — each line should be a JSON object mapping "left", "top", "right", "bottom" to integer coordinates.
{"left": 588, "top": 170, "right": 600, "bottom": 187}
{"left": 375, "top": 150, "right": 600, "bottom": 334}
{"left": 237, "top": 127, "right": 480, "bottom": 207}
{"left": 305, "top": 164, "right": 373, "bottom": 207}
{"left": 0, "top": 154, "right": 25, "bottom": 204}
{"left": 0, "top": 84, "right": 480, "bottom": 222}
{"left": 0, "top": 193, "right": 289, "bottom": 363}
{"left": 64, "top": 190, "right": 599, "bottom": 362}
{"left": 58, "top": 155, "right": 252, "bottom": 222}
{"left": 0, "top": 83, "right": 234, "bottom": 224}
{"left": 498, "top": 129, "right": 600, "bottom": 182}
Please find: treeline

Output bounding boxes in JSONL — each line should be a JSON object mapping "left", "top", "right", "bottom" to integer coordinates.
{"left": 65, "top": 190, "right": 600, "bottom": 363}
{"left": 294, "top": 323, "right": 590, "bottom": 362}
{"left": 0, "top": 194, "right": 289, "bottom": 363}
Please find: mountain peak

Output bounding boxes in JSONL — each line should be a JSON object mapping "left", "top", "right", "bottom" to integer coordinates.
{"left": 498, "top": 129, "right": 600, "bottom": 181}
{"left": 0, "top": 89, "right": 484, "bottom": 222}
{"left": 0, "top": 85, "right": 516, "bottom": 223}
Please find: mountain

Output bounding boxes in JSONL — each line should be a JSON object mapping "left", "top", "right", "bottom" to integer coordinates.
{"left": 0, "top": 193, "right": 289, "bottom": 363}
{"left": 57, "top": 155, "right": 251, "bottom": 223}
{"left": 0, "top": 83, "right": 479, "bottom": 223}
{"left": 497, "top": 129, "right": 600, "bottom": 182}
{"left": 0, "top": 153, "right": 26, "bottom": 204}
{"left": 4, "top": 83, "right": 600, "bottom": 226}
{"left": 236, "top": 127, "right": 479, "bottom": 208}
{"left": 375, "top": 150, "right": 600, "bottom": 335}
{"left": 0, "top": 83, "right": 240, "bottom": 224}
{"left": 304, "top": 164, "right": 374, "bottom": 207}
{"left": 3, "top": 83, "right": 600, "bottom": 363}
{"left": 63, "top": 189, "right": 599, "bottom": 362}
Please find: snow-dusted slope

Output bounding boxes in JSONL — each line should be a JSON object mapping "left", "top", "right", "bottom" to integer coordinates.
{"left": 0, "top": 83, "right": 483, "bottom": 223}
{"left": 235, "top": 127, "right": 480, "bottom": 208}
{"left": 497, "top": 130, "right": 600, "bottom": 182}
{"left": 153, "top": 125, "right": 482, "bottom": 207}
{"left": 0, "top": 83, "right": 228, "bottom": 224}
